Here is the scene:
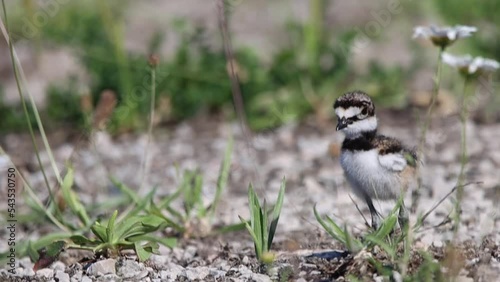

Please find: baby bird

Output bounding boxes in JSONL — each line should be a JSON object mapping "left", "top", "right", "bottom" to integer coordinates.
{"left": 333, "top": 90, "right": 417, "bottom": 229}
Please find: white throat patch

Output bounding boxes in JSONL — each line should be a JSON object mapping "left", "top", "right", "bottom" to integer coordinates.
{"left": 341, "top": 116, "right": 378, "bottom": 138}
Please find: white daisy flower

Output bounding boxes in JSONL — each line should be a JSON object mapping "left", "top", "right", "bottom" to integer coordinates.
{"left": 413, "top": 25, "right": 477, "bottom": 48}
{"left": 442, "top": 53, "right": 500, "bottom": 76}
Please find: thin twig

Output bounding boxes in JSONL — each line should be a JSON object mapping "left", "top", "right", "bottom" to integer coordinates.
{"left": 216, "top": 0, "right": 263, "bottom": 190}
{"left": 419, "top": 181, "right": 481, "bottom": 225}
{"left": 348, "top": 194, "right": 370, "bottom": 228}
{"left": 1, "top": 1, "right": 59, "bottom": 213}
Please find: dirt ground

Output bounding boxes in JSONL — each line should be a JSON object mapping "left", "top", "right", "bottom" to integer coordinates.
{"left": 1, "top": 110, "right": 500, "bottom": 280}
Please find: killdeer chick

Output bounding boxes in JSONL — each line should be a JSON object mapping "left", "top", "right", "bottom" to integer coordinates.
{"left": 333, "top": 90, "right": 417, "bottom": 229}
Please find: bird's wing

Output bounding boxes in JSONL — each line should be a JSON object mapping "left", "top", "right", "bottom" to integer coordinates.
{"left": 375, "top": 135, "right": 418, "bottom": 172}
{"left": 378, "top": 152, "right": 408, "bottom": 172}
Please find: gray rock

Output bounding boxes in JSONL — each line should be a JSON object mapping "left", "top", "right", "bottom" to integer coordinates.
{"left": 241, "top": 272, "right": 272, "bottom": 282}
{"left": 55, "top": 270, "right": 70, "bottom": 282}
{"left": 117, "top": 259, "right": 144, "bottom": 278}
{"left": 12, "top": 266, "right": 34, "bottom": 277}
{"left": 36, "top": 268, "right": 54, "bottom": 279}
{"left": 182, "top": 268, "right": 202, "bottom": 280}
{"left": 148, "top": 254, "right": 170, "bottom": 269}
{"left": 70, "top": 270, "right": 83, "bottom": 282}
{"left": 183, "top": 245, "right": 198, "bottom": 261}
{"left": 18, "top": 257, "right": 34, "bottom": 270}
{"left": 159, "top": 263, "right": 184, "bottom": 280}
{"left": 87, "top": 259, "right": 116, "bottom": 276}
{"left": 209, "top": 268, "right": 226, "bottom": 279}
{"left": 433, "top": 240, "right": 444, "bottom": 248}
{"left": 51, "top": 261, "right": 66, "bottom": 271}
{"left": 81, "top": 276, "right": 93, "bottom": 282}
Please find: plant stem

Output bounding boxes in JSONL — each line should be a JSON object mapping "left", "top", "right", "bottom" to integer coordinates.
{"left": 413, "top": 46, "right": 445, "bottom": 210}
{"left": 1, "top": 0, "right": 59, "bottom": 215}
{"left": 305, "top": 0, "right": 325, "bottom": 73}
{"left": 453, "top": 76, "right": 470, "bottom": 232}
{"left": 419, "top": 46, "right": 445, "bottom": 152}
{"left": 140, "top": 64, "right": 157, "bottom": 191}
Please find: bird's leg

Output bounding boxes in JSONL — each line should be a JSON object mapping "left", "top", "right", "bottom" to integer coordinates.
{"left": 366, "top": 197, "right": 381, "bottom": 230}
{"left": 398, "top": 201, "right": 409, "bottom": 232}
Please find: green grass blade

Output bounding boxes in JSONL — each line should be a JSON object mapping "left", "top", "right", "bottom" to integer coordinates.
{"left": 61, "top": 167, "right": 91, "bottom": 227}
{"left": 268, "top": 177, "right": 286, "bottom": 251}
{"left": 364, "top": 235, "right": 396, "bottom": 260}
{"left": 262, "top": 200, "right": 268, "bottom": 253}
{"left": 314, "top": 205, "right": 346, "bottom": 245}
{"left": 193, "top": 173, "right": 205, "bottom": 217}
{"left": 209, "top": 137, "right": 233, "bottom": 218}
{"left": 248, "top": 184, "right": 263, "bottom": 256}
{"left": 212, "top": 222, "right": 246, "bottom": 234}
{"left": 91, "top": 223, "right": 108, "bottom": 243}
{"left": 111, "top": 177, "right": 139, "bottom": 204}
{"left": 106, "top": 210, "right": 118, "bottom": 243}
{"left": 239, "top": 215, "right": 262, "bottom": 259}
{"left": 371, "top": 213, "right": 398, "bottom": 240}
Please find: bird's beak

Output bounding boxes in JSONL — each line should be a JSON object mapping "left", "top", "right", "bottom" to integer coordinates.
{"left": 336, "top": 117, "right": 348, "bottom": 131}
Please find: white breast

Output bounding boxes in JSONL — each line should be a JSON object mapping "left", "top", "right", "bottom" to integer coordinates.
{"left": 340, "top": 149, "right": 403, "bottom": 200}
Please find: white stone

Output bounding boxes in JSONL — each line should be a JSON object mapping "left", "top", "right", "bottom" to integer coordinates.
{"left": 87, "top": 259, "right": 116, "bottom": 276}
{"left": 55, "top": 270, "right": 70, "bottom": 282}
{"left": 36, "top": 268, "right": 54, "bottom": 279}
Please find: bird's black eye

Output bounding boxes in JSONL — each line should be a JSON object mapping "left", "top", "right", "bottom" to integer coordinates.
{"left": 357, "top": 108, "right": 368, "bottom": 119}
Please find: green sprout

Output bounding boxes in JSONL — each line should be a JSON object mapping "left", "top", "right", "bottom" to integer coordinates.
{"left": 240, "top": 177, "right": 286, "bottom": 263}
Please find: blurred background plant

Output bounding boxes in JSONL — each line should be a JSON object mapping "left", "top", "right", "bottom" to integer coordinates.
{"left": 0, "top": 0, "right": 441, "bottom": 134}
{"left": 433, "top": 0, "right": 500, "bottom": 122}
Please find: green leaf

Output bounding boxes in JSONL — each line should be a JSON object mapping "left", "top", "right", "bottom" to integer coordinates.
{"left": 27, "top": 241, "right": 39, "bottom": 262}
{"left": 142, "top": 241, "right": 160, "bottom": 255}
{"left": 209, "top": 137, "right": 233, "bottom": 218}
{"left": 70, "top": 234, "right": 96, "bottom": 246}
{"left": 248, "top": 184, "right": 263, "bottom": 256}
{"left": 157, "top": 184, "right": 183, "bottom": 209}
{"left": 134, "top": 242, "right": 152, "bottom": 262}
{"left": 26, "top": 233, "right": 72, "bottom": 261}
{"left": 262, "top": 200, "right": 269, "bottom": 253}
{"left": 91, "top": 222, "right": 109, "bottom": 243}
{"left": 115, "top": 214, "right": 164, "bottom": 241}
{"left": 127, "top": 187, "right": 158, "bottom": 218}
{"left": 314, "top": 205, "right": 346, "bottom": 244}
{"left": 364, "top": 235, "right": 396, "bottom": 259}
{"left": 130, "top": 235, "right": 177, "bottom": 249}
{"left": 111, "top": 177, "right": 139, "bottom": 204}
{"left": 268, "top": 177, "right": 285, "bottom": 251}
{"left": 239, "top": 215, "right": 262, "bottom": 259}
{"left": 45, "top": 241, "right": 65, "bottom": 257}
{"left": 212, "top": 222, "right": 246, "bottom": 234}
{"left": 61, "top": 167, "right": 91, "bottom": 226}
{"left": 371, "top": 213, "right": 398, "bottom": 240}
{"left": 106, "top": 210, "right": 118, "bottom": 243}
{"left": 149, "top": 204, "right": 185, "bottom": 232}
{"left": 113, "top": 217, "right": 142, "bottom": 241}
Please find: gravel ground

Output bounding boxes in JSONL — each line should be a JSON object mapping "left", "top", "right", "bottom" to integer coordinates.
{"left": 1, "top": 112, "right": 500, "bottom": 281}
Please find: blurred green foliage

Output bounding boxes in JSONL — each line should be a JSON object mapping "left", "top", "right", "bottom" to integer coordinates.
{"left": 46, "top": 78, "right": 86, "bottom": 129}
{"left": 1, "top": 0, "right": 413, "bottom": 133}
{"left": 434, "top": 0, "right": 499, "bottom": 62}
{"left": 0, "top": 90, "right": 38, "bottom": 133}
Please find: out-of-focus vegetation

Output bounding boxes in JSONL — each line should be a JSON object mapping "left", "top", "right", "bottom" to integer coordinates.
{"left": 434, "top": 0, "right": 500, "bottom": 122}
{"left": 0, "top": 0, "right": 413, "bottom": 133}
{"left": 1, "top": 0, "right": 498, "bottom": 133}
